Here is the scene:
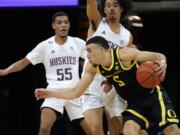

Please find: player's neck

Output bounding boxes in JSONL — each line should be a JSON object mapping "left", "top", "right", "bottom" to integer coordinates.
{"left": 107, "top": 20, "right": 120, "bottom": 34}
{"left": 55, "top": 35, "right": 68, "bottom": 45}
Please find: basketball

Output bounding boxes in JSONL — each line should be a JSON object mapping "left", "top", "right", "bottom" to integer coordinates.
{"left": 136, "top": 61, "right": 161, "bottom": 88}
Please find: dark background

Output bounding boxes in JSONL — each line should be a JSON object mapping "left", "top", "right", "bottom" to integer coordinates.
{"left": 0, "top": 0, "right": 180, "bottom": 135}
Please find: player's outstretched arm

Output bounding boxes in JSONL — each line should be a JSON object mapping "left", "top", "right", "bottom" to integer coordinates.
{"left": 0, "top": 57, "right": 31, "bottom": 76}
{"left": 35, "top": 62, "right": 96, "bottom": 100}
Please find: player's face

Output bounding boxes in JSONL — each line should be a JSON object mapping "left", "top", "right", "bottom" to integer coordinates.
{"left": 104, "top": 0, "right": 123, "bottom": 21}
{"left": 52, "top": 16, "right": 70, "bottom": 38}
{"left": 86, "top": 44, "right": 104, "bottom": 65}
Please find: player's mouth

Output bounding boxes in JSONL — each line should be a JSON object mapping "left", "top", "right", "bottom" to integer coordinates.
{"left": 61, "top": 29, "right": 67, "bottom": 32}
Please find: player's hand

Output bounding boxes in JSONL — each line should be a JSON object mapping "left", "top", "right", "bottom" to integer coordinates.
{"left": 155, "top": 60, "right": 167, "bottom": 81}
{"left": 35, "top": 88, "right": 51, "bottom": 100}
{"left": 0, "top": 70, "right": 8, "bottom": 76}
{"left": 101, "top": 80, "right": 112, "bottom": 93}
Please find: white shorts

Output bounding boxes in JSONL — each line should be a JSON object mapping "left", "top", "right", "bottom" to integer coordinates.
{"left": 81, "top": 93, "right": 105, "bottom": 113}
{"left": 82, "top": 90, "right": 127, "bottom": 117}
{"left": 81, "top": 74, "right": 105, "bottom": 113}
{"left": 81, "top": 75, "right": 127, "bottom": 117}
{"left": 103, "top": 89, "right": 127, "bottom": 118}
{"left": 41, "top": 97, "right": 84, "bottom": 121}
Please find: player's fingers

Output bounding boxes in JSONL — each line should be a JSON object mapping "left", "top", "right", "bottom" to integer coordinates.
{"left": 34, "top": 89, "right": 44, "bottom": 100}
{"left": 34, "top": 92, "right": 40, "bottom": 100}
{"left": 161, "top": 70, "right": 166, "bottom": 81}
{"left": 34, "top": 89, "right": 40, "bottom": 96}
{"left": 158, "top": 68, "right": 166, "bottom": 81}
{"left": 155, "top": 65, "right": 167, "bottom": 82}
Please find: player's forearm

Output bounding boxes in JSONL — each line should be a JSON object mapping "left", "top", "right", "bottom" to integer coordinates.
{"left": 51, "top": 89, "right": 82, "bottom": 100}
{"left": 87, "top": 0, "right": 96, "bottom": 5}
{"left": 137, "top": 51, "right": 166, "bottom": 63}
{"left": 5, "top": 63, "right": 23, "bottom": 74}
{"left": 87, "top": 0, "right": 95, "bottom": 14}
{"left": 159, "top": 53, "right": 166, "bottom": 62}
{"left": 151, "top": 52, "right": 166, "bottom": 63}
{"left": 87, "top": 0, "right": 101, "bottom": 22}
{"left": 5, "top": 58, "right": 30, "bottom": 74}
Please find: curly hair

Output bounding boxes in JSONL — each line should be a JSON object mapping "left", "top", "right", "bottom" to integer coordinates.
{"left": 118, "top": 0, "right": 132, "bottom": 18}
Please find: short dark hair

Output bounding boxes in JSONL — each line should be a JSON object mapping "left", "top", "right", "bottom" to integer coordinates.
{"left": 52, "top": 12, "right": 69, "bottom": 23}
{"left": 86, "top": 36, "right": 109, "bottom": 50}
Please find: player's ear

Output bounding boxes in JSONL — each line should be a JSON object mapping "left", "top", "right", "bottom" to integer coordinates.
{"left": 68, "top": 21, "right": 71, "bottom": 29}
{"left": 52, "top": 23, "right": 55, "bottom": 30}
{"left": 104, "top": 7, "right": 107, "bottom": 15}
{"left": 100, "top": 46, "right": 106, "bottom": 52}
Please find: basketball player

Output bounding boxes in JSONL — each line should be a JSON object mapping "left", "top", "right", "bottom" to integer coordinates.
{"left": 35, "top": 36, "right": 180, "bottom": 135}
{"left": 0, "top": 12, "right": 91, "bottom": 135}
{"left": 83, "top": 0, "right": 133, "bottom": 134}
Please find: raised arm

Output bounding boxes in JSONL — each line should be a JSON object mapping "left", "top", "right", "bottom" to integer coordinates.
{"left": 0, "top": 57, "right": 31, "bottom": 76}
{"left": 87, "top": 0, "right": 102, "bottom": 37}
{"left": 35, "top": 62, "right": 97, "bottom": 100}
{"left": 87, "top": 0, "right": 102, "bottom": 25}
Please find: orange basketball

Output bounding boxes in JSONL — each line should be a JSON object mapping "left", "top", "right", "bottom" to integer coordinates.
{"left": 136, "top": 61, "right": 161, "bottom": 88}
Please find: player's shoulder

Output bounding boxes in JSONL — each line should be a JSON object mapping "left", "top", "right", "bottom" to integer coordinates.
{"left": 98, "top": 18, "right": 107, "bottom": 27}
{"left": 121, "top": 24, "right": 130, "bottom": 34}
{"left": 69, "top": 36, "right": 85, "bottom": 43}
{"left": 120, "top": 47, "right": 139, "bottom": 58}
{"left": 38, "top": 36, "right": 55, "bottom": 46}
{"left": 102, "top": 18, "right": 107, "bottom": 23}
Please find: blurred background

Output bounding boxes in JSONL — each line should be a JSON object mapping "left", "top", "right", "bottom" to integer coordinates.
{"left": 0, "top": 0, "right": 180, "bottom": 134}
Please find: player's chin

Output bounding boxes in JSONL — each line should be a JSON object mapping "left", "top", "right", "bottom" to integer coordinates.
{"left": 89, "top": 59, "right": 95, "bottom": 64}
{"left": 89, "top": 60, "right": 95, "bottom": 65}
{"left": 89, "top": 60, "right": 93, "bottom": 64}
{"left": 60, "top": 33, "right": 68, "bottom": 37}
{"left": 109, "top": 15, "right": 115, "bottom": 19}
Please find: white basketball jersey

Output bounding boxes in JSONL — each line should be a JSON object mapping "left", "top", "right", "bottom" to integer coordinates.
{"left": 85, "top": 18, "right": 131, "bottom": 95}
{"left": 26, "top": 36, "right": 86, "bottom": 90}
{"left": 92, "top": 18, "right": 130, "bottom": 48}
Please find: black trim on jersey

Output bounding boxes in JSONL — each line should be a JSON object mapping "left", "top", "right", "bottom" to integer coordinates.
{"left": 97, "top": 48, "right": 153, "bottom": 103}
